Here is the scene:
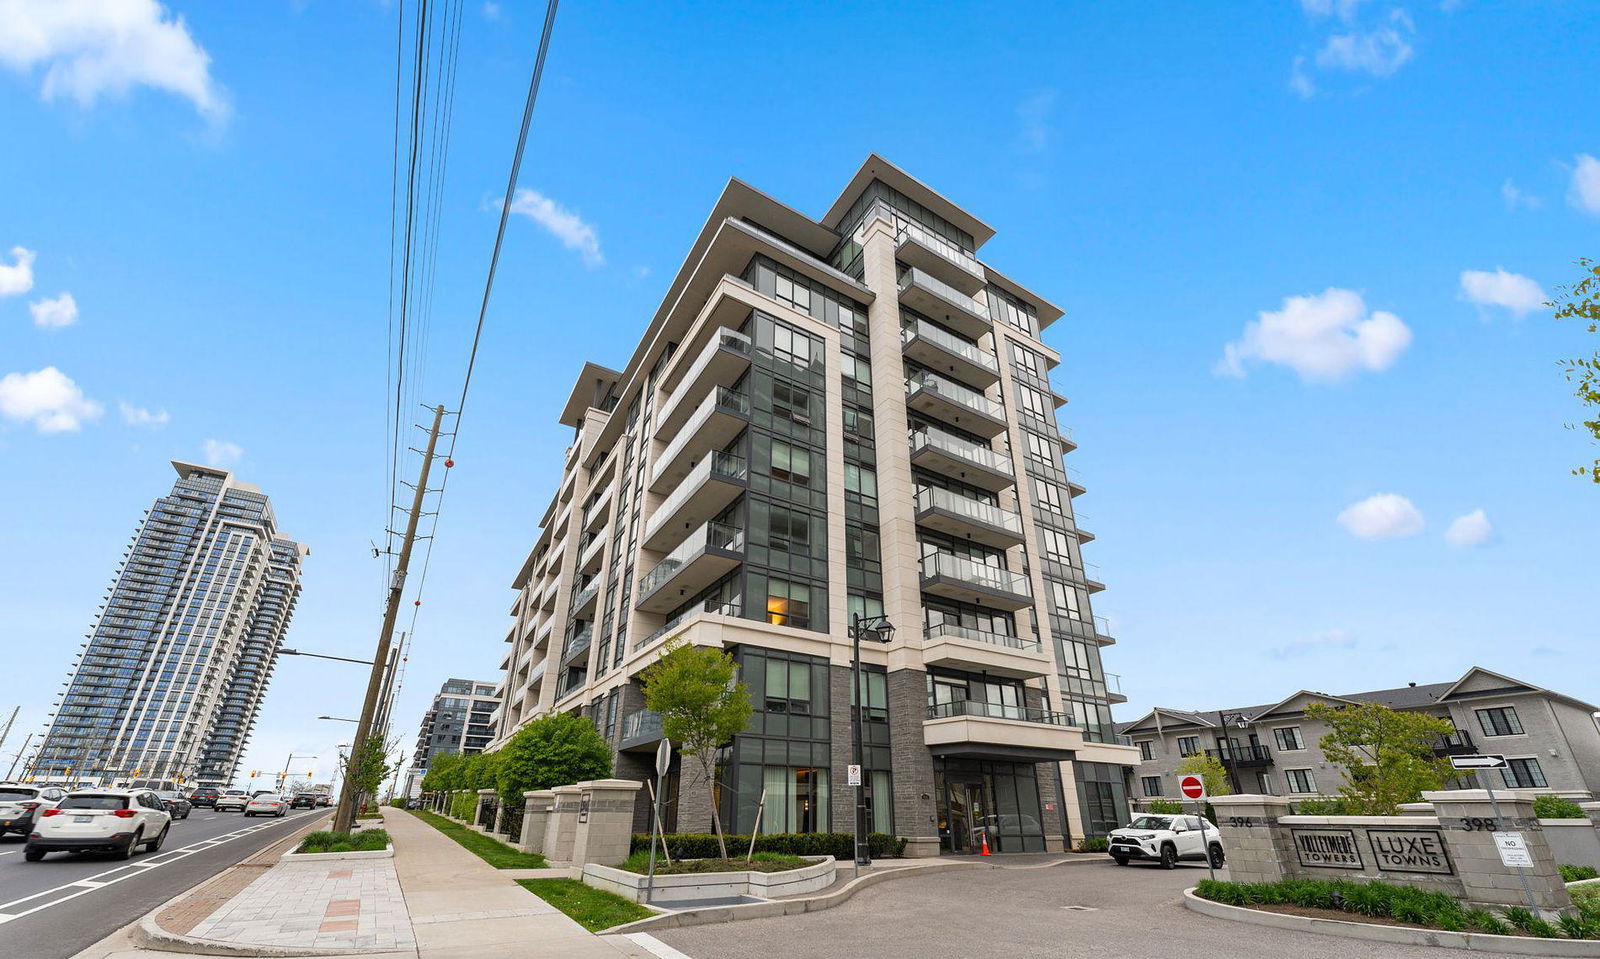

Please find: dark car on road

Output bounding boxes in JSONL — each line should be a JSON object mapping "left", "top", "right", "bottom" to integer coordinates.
{"left": 290, "top": 794, "right": 319, "bottom": 809}
{"left": 188, "top": 787, "right": 221, "bottom": 808}
{"left": 155, "top": 791, "right": 193, "bottom": 819}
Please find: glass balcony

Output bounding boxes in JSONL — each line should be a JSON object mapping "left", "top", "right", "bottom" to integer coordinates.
{"left": 561, "top": 625, "right": 592, "bottom": 665}
{"left": 919, "top": 552, "right": 1033, "bottom": 611}
{"left": 649, "top": 387, "right": 750, "bottom": 492}
{"left": 901, "top": 318, "right": 1000, "bottom": 390}
{"left": 908, "top": 427, "right": 1015, "bottom": 491}
{"left": 637, "top": 600, "right": 743, "bottom": 654}
{"left": 914, "top": 487, "right": 1024, "bottom": 548}
{"left": 871, "top": 201, "right": 986, "bottom": 295}
{"left": 570, "top": 581, "right": 599, "bottom": 618}
{"left": 1104, "top": 671, "right": 1127, "bottom": 703}
{"left": 634, "top": 521, "right": 746, "bottom": 613}
{"left": 927, "top": 699, "right": 1072, "bottom": 725}
{"left": 642, "top": 451, "right": 748, "bottom": 552}
{"left": 906, "top": 370, "right": 1008, "bottom": 438}
{"left": 898, "top": 266, "right": 990, "bottom": 340}
{"left": 655, "top": 329, "right": 753, "bottom": 437}
{"left": 619, "top": 709, "right": 664, "bottom": 751}
{"left": 922, "top": 622, "right": 1050, "bottom": 680}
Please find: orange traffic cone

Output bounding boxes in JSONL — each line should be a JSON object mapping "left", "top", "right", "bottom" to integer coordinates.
{"left": 980, "top": 831, "right": 992, "bottom": 856}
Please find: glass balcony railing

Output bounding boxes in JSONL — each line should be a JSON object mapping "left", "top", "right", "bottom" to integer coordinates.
{"left": 621, "top": 709, "right": 663, "bottom": 745}
{"left": 562, "top": 626, "right": 593, "bottom": 662}
{"left": 871, "top": 201, "right": 983, "bottom": 279}
{"left": 570, "top": 581, "right": 598, "bottom": 613}
{"left": 901, "top": 319, "right": 998, "bottom": 374}
{"left": 899, "top": 266, "right": 990, "bottom": 320}
{"left": 658, "top": 329, "right": 753, "bottom": 423}
{"left": 654, "top": 387, "right": 750, "bottom": 477}
{"left": 926, "top": 699, "right": 1072, "bottom": 726}
{"left": 915, "top": 487, "right": 1021, "bottom": 534}
{"left": 920, "top": 552, "right": 1031, "bottom": 598}
{"left": 639, "top": 600, "right": 743, "bottom": 651}
{"left": 907, "top": 370, "right": 1006, "bottom": 422}
{"left": 925, "top": 622, "right": 1042, "bottom": 652}
{"left": 648, "top": 451, "right": 747, "bottom": 531}
{"left": 635, "top": 521, "right": 745, "bottom": 603}
{"left": 909, "top": 427, "right": 1013, "bottom": 475}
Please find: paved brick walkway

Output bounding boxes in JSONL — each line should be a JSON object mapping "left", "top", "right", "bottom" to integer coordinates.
{"left": 186, "top": 856, "right": 415, "bottom": 953}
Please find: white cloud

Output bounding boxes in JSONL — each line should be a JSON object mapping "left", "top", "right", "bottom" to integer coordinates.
{"left": 1316, "top": 22, "right": 1413, "bottom": 77}
{"left": 0, "top": 245, "right": 36, "bottom": 296}
{"left": 203, "top": 438, "right": 242, "bottom": 467}
{"left": 1445, "top": 508, "right": 1493, "bottom": 547}
{"left": 29, "top": 291, "right": 78, "bottom": 328}
{"left": 1569, "top": 154, "right": 1600, "bottom": 215}
{"left": 119, "top": 400, "right": 168, "bottom": 427}
{"left": 1271, "top": 628, "right": 1357, "bottom": 660}
{"left": 481, "top": 2, "right": 502, "bottom": 21}
{"left": 1500, "top": 178, "right": 1541, "bottom": 211}
{"left": 0, "top": 0, "right": 228, "bottom": 122}
{"left": 1337, "top": 493, "right": 1424, "bottom": 539}
{"left": 1217, "top": 287, "right": 1411, "bottom": 382}
{"left": 0, "top": 366, "right": 104, "bottom": 433}
{"left": 1290, "top": 56, "right": 1317, "bottom": 98}
{"left": 1016, "top": 88, "right": 1056, "bottom": 154}
{"left": 507, "top": 189, "right": 604, "bottom": 268}
{"left": 1299, "top": 0, "right": 1372, "bottom": 20}
{"left": 1459, "top": 268, "right": 1545, "bottom": 317}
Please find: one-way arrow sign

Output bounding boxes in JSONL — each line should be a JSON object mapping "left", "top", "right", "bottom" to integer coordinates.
{"left": 1450, "top": 754, "right": 1508, "bottom": 770}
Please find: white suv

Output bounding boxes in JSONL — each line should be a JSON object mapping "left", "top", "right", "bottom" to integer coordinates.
{"left": 1107, "top": 814, "right": 1224, "bottom": 869}
{"left": 215, "top": 790, "right": 249, "bottom": 812}
{"left": 0, "top": 783, "right": 69, "bottom": 839}
{"left": 25, "top": 789, "right": 172, "bottom": 861}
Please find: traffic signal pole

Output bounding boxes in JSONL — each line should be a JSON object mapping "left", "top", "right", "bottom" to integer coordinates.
{"left": 332, "top": 405, "right": 445, "bottom": 834}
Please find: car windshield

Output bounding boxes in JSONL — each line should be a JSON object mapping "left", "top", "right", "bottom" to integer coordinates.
{"left": 60, "top": 795, "right": 128, "bottom": 810}
{"left": 0, "top": 788, "right": 38, "bottom": 801}
{"left": 1127, "top": 816, "right": 1174, "bottom": 830}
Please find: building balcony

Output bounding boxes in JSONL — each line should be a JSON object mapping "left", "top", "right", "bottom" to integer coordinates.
{"left": 913, "top": 487, "right": 1024, "bottom": 549}
{"left": 578, "top": 529, "right": 607, "bottom": 575}
{"left": 898, "top": 267, "right": 990, "bottom": 340}
{"left": 642, "top": 451, "right": 748, "bottom": 552}
{"left": 570, "top": 580, "right": 599, "bottom": 619}
{"left": 884, "top": 206, "right": 987, "bottom": 295}
{"left": 1104, "top": 672, "right": 1127, "bottom": 704}
{"left": 906, "top": 371, "right": 1008, "bottom": 439}
{"left": 909, "top": 428, "right": 1015, "bottom": 492}
{"left": 921, "top": 623, "right": 1051, "bottom": 680}
{"left": 581, "top": 486, "right": 614, "bottom": 532}
{"left": 901, "top": 319, "right": 999, "bottom": 390}
{"left": 1094, "top": 615, "right": 1115, "bottom": 646}
{"left": 920, "top": 553, "right": 1033, "bottom": 611}
{"left": 634, "top": 521, "right": 746, "bottom": 613}
{"left": 1205, "top": 744, "right": 1273, "bottom": 768}
{"left": 1433, "top": 729, "right": 1476, "bottom": 757}
{"left": 619, "top": 709, "right": 664, "bottom": 752}
{"left": 1061, "top": 562, "right": 1106, "bottom": 594}
{"left": 561, "top": 626, "right": 593, "bottom": 666}
{"left": 648, "top": 387, "right": 750, "bottom": 493}
{"left": 636, "top": 600, "right": 743, "bottom": 655}
{"left": 923, "top": 700, "right": 1083, "bottom": 762}
{"left": 655, "top": 329, "right": 754, "bottom": 439}
{"left": 533, "top": 619, "right": 554, "bottom": 651}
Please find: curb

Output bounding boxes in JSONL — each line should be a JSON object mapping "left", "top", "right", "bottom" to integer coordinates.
{"left": 1182, "top": 887, "right": 1600, "bottom": 957}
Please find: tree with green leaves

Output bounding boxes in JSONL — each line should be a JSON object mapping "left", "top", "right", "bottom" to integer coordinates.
{"left": 420, "top": 751, "right": 461, "bottom": 792}
{"left": 1305, "top": 701, "right": 1455, "bottom": 814}
{"left": 348, "top": 733, "right": 399, "bottom": 814}
{"left": 1175, "top": 753, "right": 1233, "bottom": 798}
{"left": 1551, "top": 257, "right": 1600, "bottom": 482}
{"left": 639, "top": 639, "right": 752, "bottom": 859}
{"left": 495, "top": 712, "right": 613, "bottom": 807}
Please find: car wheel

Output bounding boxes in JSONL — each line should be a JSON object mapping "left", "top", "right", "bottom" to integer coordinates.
{"left": 1209, "top": 844, "right": 1226, "bottom": 869}
{"left": 118, "top": 830, "right": 141, "bottom": 860}
{"left": 147, "top": 826, "right": 168, "bottom": 851}
{"left": 24, "top": 847, "right": 44, "bottom": 862}
{"left": 1111, "top": 855, "right": 1129, "bottom": 866}
{"left": 1159, "top": 844, "right": 1177, "bottom": 870}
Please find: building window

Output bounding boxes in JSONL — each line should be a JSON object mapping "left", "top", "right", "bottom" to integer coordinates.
{"left": 1285, "top": 769, "right": 1317, "bottom": 794}
{"left": 1141, "top": 775, "right": 1162, "bottom": 797}
{"left": 844, "top": 464, "right": 878, "bottom": 505}
{"left": 760, "top": 766, "right": 830, "bottom": 834}
{"left": 763, "top": 657, "right": 813, "bottom": 714}
{"left": 765, "top": 579, "right": 812, "bottom": 629}
{"left": 1177, "top": 736, "right": 1200, "bottom": 758}
{"left": 1476, "top": 707, "right": 1523, "bottom": 737}
{"left": 1501, "top": 757, "right": 1547, "bottom": 789}
{"left": 772, "top": 380, "right": 814, "bottom": 427}
{"left": 1137, "top": 741, "right": 1154, "bottom": 761}
{"left": 847, "top": 593, "right": 884, "bottom": 623}
{"left": 1273, "top": 727, "right": 1305, "bottom": 751}
{"left": 770, "top": 440, "right": 812, "bottom": 486}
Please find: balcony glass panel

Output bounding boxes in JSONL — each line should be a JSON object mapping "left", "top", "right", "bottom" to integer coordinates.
{"left": 909, "top": 428, "right": 1013, "bottom": 475}
{"left": 907, "top": 370, "right": 1005, "bottom": 421}
{"left": 920, "top": 552, "right": 1030, "bottom": 597}
{"left": 926, "top": 699, "right": 1072, "bottom": 725}
{"left": 925, "top": 622, "right": 1041, "bottom": 652}
{"left": 915, "top": 487, "right": 1021, "bottom": 534}
{"left": 901, "top": 318, "right": 997, "bottom": 374}
{"left": 635, "top": 521, "right": 745, "bottom": 602}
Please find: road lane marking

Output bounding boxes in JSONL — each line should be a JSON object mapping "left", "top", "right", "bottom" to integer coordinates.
{"left": 623, "top": 933, "right": 695, "bottom": 959}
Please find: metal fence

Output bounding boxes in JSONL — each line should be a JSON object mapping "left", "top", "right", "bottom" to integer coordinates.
{"left": 477, "top": 794, "right": 499, "bottom": 829}
{"left": 500, "top": 803, "right": 524, "bottom": 843}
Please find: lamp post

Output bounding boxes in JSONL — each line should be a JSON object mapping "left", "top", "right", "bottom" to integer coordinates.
{"left": 849, "top": 613, "right": 894, "bottom": 869}
{"left": 280, "top": 648, "right": 374, "bottom": 666}
{"left": 319, "top": 716, "right": 360, "bottom": 723}
{"left": 277, "top": 753, "right": 317, "bottom": 793}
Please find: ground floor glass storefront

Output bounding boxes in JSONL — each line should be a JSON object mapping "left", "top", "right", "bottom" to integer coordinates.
{"left": 934, "top": 758, "right": 1047, "bottom": 853}
{"left": 1074, "top": 760, "right": 1132, "bottom": 839}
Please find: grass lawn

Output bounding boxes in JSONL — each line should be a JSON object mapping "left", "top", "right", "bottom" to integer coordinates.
{"left": 518, "top": 879, "right": 653, "bottom": 933}
{"left": 614, "top": 850, "right": 810, "bottom": 875}
{"left": 409, "top": 809, "right": 548, "bottom": 869}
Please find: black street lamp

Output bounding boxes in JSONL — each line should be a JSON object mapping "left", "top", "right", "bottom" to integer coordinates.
{"left": 849, "top": 613, "right": 894, "bottom": 868}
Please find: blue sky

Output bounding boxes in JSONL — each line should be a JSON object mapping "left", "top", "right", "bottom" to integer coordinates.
{"left": 1, "top": 1, "right": 1596, "bottom": 784}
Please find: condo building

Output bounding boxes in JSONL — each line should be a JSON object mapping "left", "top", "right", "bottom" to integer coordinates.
{"left": 32, "top": 462, "right": 308, "bottom": 787}
{"left": 489, "top": 155, "right": 1138, "bottom": 853}
{"left": 1120, "top": 667, "right": 1600, "bottom": 802}
{"left": 411, "top": 678, "right": 500, "bottom": 768}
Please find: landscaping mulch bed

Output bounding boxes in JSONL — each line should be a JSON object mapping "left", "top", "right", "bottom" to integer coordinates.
{"left": 1243, "top": 902, "right": 1542, "bottom": 937}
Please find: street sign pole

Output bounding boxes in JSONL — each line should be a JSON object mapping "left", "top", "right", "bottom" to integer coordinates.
{"left": 644, "top": 738, "right": 671, "bottom": 906}
{"left": 1477, "top": 767, "right": 1540, "bottom": 914}
{"left": 1179, "top": 773, "right": 1216, "bottom": 882}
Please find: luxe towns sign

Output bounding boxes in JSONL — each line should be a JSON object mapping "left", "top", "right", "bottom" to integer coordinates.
{"left": 1292, "top": 828, "right": 1363, "bottom": 868}
{"left": 1368, "top": 828, "right": 1454, "bottom": 875}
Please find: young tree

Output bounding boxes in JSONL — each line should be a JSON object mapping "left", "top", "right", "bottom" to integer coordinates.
{"left": 639, "top": 639, "right": 752, "bottom": 859}
{"left": 1551, "top": 257, "right": 1600, "bottom": 482}
{"left": 420, "top": 751, "right": 460, "bottom": 792}
{"left": 495, "top": 712, "right": 613, "bottom": 807}
{"left": 348, "top": 734, "right": 399, "bottom": 813}
{"left": 1305, "top": 702, "right": 1455, "bottom": 814}
{"left": 1175, "top": 753, "right": 1233, "bottom": 798}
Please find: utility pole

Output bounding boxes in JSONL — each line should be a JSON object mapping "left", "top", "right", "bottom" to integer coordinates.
{"left": 0, "top": 706, "right": 18, "bottom": 758}
{"left": 5, "top": 732, "right": 33, "bottom": 780}
{"left": 333, "top": 405, "right": 445, "bottom": 833}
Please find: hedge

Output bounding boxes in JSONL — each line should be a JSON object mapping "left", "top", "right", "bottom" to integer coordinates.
{"left": 1075, "top": 837, "right": 1109, "bottom": 852}
{"left": 629, "top": 832, "right": 907, "bottom": 860}
{"left": 1535, "top": 795, "right": 1587, "bottom": 819}
{"left": 449, "top": 791, "right": 478, "bottom": 821}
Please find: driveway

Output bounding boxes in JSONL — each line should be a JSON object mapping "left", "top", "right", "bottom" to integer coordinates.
{"left": 654, "top": 858, "right": 1525, "bottom": 959}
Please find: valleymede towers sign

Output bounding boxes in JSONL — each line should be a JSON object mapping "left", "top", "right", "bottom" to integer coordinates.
{"left": 1292, "top": 828, "right": 1363, "bottom": 868}
{"left": 1368, "top": 829, "right": 1454, "bottom": 875}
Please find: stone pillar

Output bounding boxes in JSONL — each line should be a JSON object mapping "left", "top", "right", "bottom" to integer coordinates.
{"left": 520, "top": 790, "right": 555, "bottom": 855}
{"left": 543, "top": 784, "right": 582, "bottom": 864}
{"left": 570, "top": 779, "right": 643, "bottom": 867}
{"left": 1425, "top": 789, "right": 1574, "bottom": 918}
{"left": 1581, "top": 801, "right": 1600, "bottom": 832}
{"left": 1398, "top": 802, "right": 1434, "bottom": 816}
{"left": 1209, "top": 794, "right": 1295, "bottom": 884}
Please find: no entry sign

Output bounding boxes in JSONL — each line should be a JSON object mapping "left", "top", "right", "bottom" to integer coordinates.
{"left": 1179, "top": 774, "right": 1208, "bottom": 800}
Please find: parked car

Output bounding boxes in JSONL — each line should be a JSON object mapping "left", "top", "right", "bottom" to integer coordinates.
{"left": 315, "top": 795, "right": 333, "bottom": 808}
{"left": 244, "top": 795, "right": 288, "bottom": 818}
{"left": 289, "top": 793, "right": 318, "bottom": 809}
{"left": 215, "top": 790, "right": 250, "bottom": 812}
{"left": 1107, "top": 814, "right": 1224, "bottom": 869}
{"left": 0, "top": 783, "right": 69, "bottom": 839}
{"left": 25, "top": 789, "right": 171, "bottom": 861}
{"left": 154, "top": 791, "right": 193, "bottom": 819}
{"left": 188, "top": 786, "right": 222, "bottom": 808}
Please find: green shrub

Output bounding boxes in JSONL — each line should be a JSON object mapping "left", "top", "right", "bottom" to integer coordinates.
{"left": 296, "top": 828, "right": 390, "bottom": 854}
{"left": 1145, "top": 800, "right": 1184, "bottom": 814}
{"left": 1534, "top": 795, "right": 1587, "bottom": 819}
{"left": 627, "top": 832, "right": 906, "bottom": 860}
{"left": 614, "top": 850, "right": 810, "bottom": 874}
{"left": 449, "top": 791, "right": 478, "bottom": 821}
{"left": 1463, "top": 909, "right": 1510, "bottom": 935}
{"left": 1557, "top": 913, "right": 1598, "bottom": 940}
{"left": 1559, "top": 864, "right": 1599, "bottom": 883}
{"left": 1075, "top": 837, "right": 1109, "bottom": 853}
{"left": 494, "top": 713, "right": 613, "bottom": 808}
{"left": 1292, "top": 797, "right": 1351, "bottom": 816}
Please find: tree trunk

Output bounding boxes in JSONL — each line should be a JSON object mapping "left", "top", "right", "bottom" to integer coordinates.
{"left": 703, "top": 755, "right": 729, "bottom": 860}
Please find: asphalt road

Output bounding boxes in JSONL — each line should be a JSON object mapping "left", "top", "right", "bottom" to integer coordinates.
{"left": 656, "top": 857, "right": 1511, "bottom": 959}
{"left": 0, "top": 805, "right": 327, "bottom": 959}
